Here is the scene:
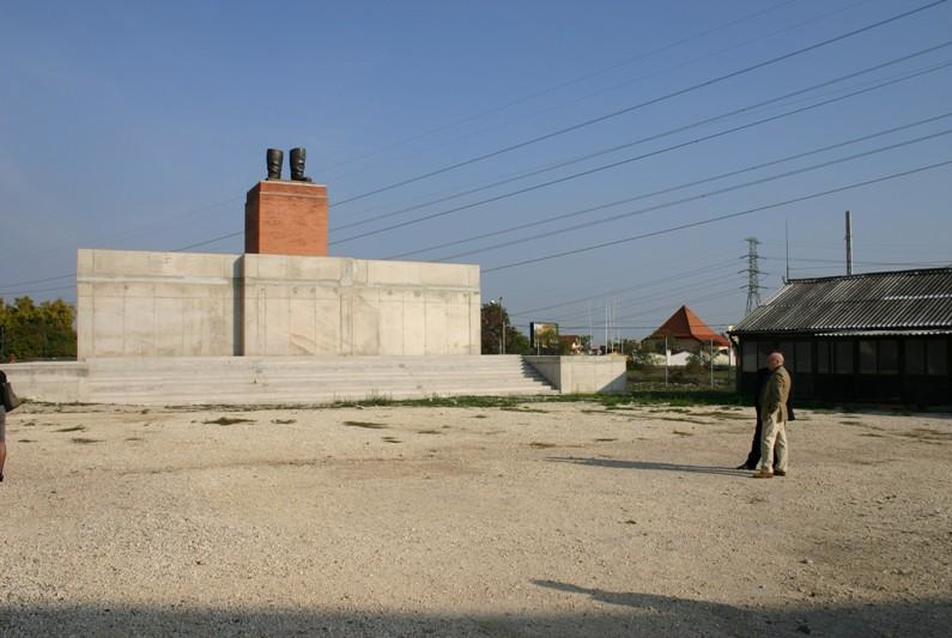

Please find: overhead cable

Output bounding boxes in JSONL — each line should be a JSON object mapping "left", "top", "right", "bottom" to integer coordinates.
{"left": 483, "top": 158, "right": 952, "bottom": 273}
{"left": 330, "top": 0, "right": 946, "bottom": 207}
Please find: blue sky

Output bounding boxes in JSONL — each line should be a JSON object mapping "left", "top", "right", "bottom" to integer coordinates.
{"left": 2, "top": 0, "right": 951, "bottom": 342}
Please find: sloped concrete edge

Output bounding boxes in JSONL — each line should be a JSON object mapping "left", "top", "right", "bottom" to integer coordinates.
{"left": 523, "top": 355, "right": 627, "bottom": 394}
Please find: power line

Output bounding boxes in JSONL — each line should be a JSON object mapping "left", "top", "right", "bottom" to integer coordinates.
{"left": 330, "top": 0, "right": 946, "bottom": 208}
{"left": 0, "top": 285, "right": 74, "bottom": 298}
{"left": 426, "top": 127, "right": 952, "bottom": 262}
{"left": 0, "top": 273, "right": 75, "bottom": 290}
{"left": 503, "top": 0, "right": 876, "bottom": 134}
{"left": 328, "top": 0, "right": 875, "bottom": 224}
{"left": 614, "top": 287, "right": 747, "bottom": 324}
{"left": 31, "top": 44, "right": 935, "bottom": 288}
{"left": 10, "top": 59, "right": 947, "bottom": 298}
{"left": 551, "top": 271, "right": 747, "bottom": 325}
{"left": 508, "top": 258, "right": 741, "bottom": 318}
{"left": 0, "top": 194, "right": 243, "bottom": 273}
{"left": 338, "top": 39, "right": 952, "bottom": 237}
{"left": 385, "top": 109, "right": 952, "bottom": 261}
{"left": 763, "top": 256, "right": 951, "bottom": 267}
{"left": 318, "top": 0, "right": 802, "bottom": 178}
{"left": 333, "top": 58, "right": 952, "bottom": 247}
{"left": 172, "top": 231, "right": 243, "bottom": 252}
{"left": 482, "top": 158, "right": 952, "bottom": 273}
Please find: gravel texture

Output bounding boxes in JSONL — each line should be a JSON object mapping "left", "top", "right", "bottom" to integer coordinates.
{"left": 1, "top": 400, "right": 950, "bottom": 636}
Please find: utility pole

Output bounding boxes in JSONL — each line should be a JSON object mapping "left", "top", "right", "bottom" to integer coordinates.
{"left": 499, "top": 296, "right": 505, "bottom": 354}
{"left": 784, "top": 219, "right": 790, "bottom": 283}
{"left": 744, "top": 237, "right": 764, "bottom": 315}
{"left": 845, "top": 210, "right": 853, "bottom": 276}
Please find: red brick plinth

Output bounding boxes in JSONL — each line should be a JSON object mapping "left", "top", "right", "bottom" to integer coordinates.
{"left": 245, "top": 181, "right": 329, "bottom": 256}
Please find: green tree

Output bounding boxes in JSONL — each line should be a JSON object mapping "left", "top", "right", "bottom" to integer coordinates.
{"left": 480, "top": 301, "right": 529, "bottom": 355}
{"left": 0, "top": 296, "right": 77, "bottom": 360}
{"left": 628, "top": 340, "right": 657, "bottom": 370}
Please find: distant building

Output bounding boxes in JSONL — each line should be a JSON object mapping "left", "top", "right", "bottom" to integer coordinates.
{"left": 559, "top": 334, "right": 584, "bottom": 355}
{"left": 729, "top": 267, "right": 952, "bottom": 405}
{"left": 645, "top": 305, "right": 732, "bottom": 365}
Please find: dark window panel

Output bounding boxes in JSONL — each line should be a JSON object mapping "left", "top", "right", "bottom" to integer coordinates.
{"left": 879, "top": 341, "right": 898, "bottom": 375}
{"left": 796, "top": 341, "right": 812, "bottom": 373}
{"left": 859, "top": 340, "right": 876, "bottom": 374}
{"left": 817, "top": 341, "right": 830, "bottom": 373}
{"left": 905, "top": 340, "right": 925, "bottom": 375}
{"left": 927, "top": 339, "right": 948, "bottom": 375}
{"left": 742, "top": 341, "right": 758, "bottom": 372}
{"left": 835, "top": 340, "right": 853, "bottom": 375}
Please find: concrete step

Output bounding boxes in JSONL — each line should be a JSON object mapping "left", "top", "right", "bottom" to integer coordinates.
{"left": 76, "top": 355, "right": 557, "bottom": 404}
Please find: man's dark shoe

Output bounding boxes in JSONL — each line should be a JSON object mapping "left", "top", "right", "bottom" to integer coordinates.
{"left": 752, "top": 469, "right": 774, "bottom": 479}
{"left": 774, "top": 470, "right": 787, "bottom": 477}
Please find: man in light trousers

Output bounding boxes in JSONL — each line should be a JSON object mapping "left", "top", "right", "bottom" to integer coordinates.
{"left": 753, "top": 352, "right": 791, "bottom": 479}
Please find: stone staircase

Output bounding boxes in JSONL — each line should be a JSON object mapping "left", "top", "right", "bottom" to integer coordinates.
{"left": 77, "top": 355, "right": 557, "bottom": 405}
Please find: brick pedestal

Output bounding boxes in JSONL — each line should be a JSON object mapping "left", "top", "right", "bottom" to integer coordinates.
{"left": 245, "top": 181, "right": 329, "bottom": 256}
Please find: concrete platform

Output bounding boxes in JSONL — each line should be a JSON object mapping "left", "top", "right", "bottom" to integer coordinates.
{"left": 4, "top": 355, "right": 627, "bottom": 406}
{"left": 4, "top": 356, "right": 558, "bottom": 406}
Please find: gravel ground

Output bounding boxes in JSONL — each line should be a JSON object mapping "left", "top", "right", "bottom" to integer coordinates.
{"left": 1, "top": 400, "right": 951, "bottom": 637}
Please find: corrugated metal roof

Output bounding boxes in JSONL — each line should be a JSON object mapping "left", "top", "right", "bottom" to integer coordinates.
{"left": 730, "top": 267, "right": 952, "bottom": 335}
{"left": 813, "top": 329, "right": 952, "bottom": 337}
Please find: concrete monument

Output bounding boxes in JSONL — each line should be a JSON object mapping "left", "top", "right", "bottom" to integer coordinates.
{"left": 9, "top": 147, "right": 625, "bottom": 405}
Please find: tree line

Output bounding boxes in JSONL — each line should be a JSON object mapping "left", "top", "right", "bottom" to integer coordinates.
{"left": 0, "top": 296, "right": 77, "bottom": 361}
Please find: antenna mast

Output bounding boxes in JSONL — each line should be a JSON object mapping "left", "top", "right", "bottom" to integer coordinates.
{"left": 845, "top": 210, "right": 854, "bottom": 275}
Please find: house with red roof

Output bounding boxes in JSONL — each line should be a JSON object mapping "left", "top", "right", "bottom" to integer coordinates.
{"left": 645, "top": 305, "right": 733, "bottom": 366}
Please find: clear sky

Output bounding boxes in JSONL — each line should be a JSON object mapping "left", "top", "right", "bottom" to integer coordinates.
{"left": 2, "top": 0, "right": 951, "bottom": 343}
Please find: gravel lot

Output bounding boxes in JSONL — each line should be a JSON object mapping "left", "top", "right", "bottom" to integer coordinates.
{"left": 2, "top": 399, "right": 951, "bottom": 636}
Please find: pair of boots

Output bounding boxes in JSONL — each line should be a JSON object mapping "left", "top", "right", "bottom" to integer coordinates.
{"left": 267, "top": 148, "right": 311, "bottom": 182}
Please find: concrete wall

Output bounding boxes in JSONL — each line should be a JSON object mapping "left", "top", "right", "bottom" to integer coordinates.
{"left": 77, "top": 249, "right": 241, "bottom": 358}
{"left": 3, "top": 361, "right": 87, "bottom": 403}
{"left": 77, "top": 249, "right": 480, "bottom": 358}
{"left": 241, "top": 254, "right": 480, "bottom": 356}
{"left": 524, "top": 355, "right": 628, "bottom": 394}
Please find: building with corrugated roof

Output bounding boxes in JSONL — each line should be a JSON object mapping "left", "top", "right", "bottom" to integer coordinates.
{"left": 729, "top": 267, "right": 952, "bottom": 405}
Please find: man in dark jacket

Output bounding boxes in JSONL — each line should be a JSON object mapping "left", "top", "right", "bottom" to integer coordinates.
{"left": 0, "top": 369, "right": 7, "bottom": 482}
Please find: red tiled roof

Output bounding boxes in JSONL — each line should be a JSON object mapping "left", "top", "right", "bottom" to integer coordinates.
{"left": 647, "top": 305, "right": 730, "bottom": 347}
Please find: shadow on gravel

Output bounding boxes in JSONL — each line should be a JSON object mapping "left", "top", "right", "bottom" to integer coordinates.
{"left": 2, "top": 594, "right": 950, "bottom": 637}
{"left": 530, "top": 580, "right": 952, "bottom": 637}
{"left": 547, "top": 456, "right": 746, "bottom": 477}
